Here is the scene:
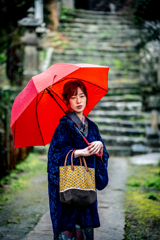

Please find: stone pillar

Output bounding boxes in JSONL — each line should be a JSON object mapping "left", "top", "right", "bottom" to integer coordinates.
{"left": 62, "top": 0, "right": 74, "bottom": 8}
{"left": 34, "top": 0, "right": 44, "bottom": 23}
{"left": 18, "top": 7, "right": 41, "bottom": 86}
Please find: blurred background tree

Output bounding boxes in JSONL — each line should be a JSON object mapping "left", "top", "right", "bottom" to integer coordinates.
{"left": 0, "top": 0, "right": 52, "bottom": 54}
{"left": 0, "top": 0, "right": 34, "bottom": 54}
{"left": 129, "top": 0, "right": 160, "bottom": 42}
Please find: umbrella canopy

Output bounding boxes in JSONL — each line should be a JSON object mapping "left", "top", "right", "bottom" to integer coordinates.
{"left": 11, "top": 63, "right": 109, "bottom": 148}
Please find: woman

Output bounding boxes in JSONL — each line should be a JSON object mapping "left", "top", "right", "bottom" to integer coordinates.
{"left": 47, "top": 80, "right": 109, "bottom": 240}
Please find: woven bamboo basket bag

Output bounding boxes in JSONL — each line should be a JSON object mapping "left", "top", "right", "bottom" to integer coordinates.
{"left": 59, "top": 149, "right": 97, "bottom": 206}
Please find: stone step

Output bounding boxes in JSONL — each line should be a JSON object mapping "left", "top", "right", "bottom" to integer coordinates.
{"left": 66, "top": 36, "right": 139, "bottom": 44}
{"left": 60, "top": 16, "right": 132, "bottom": 24}
{"left": 59, "top": 26, "right": 138, "bottom": 36}
{"left": 106, "top": 144, "right": 159, "bottom": 156}
{"left": 107, "top": 78, "right": 140, "bottom": 84}
{"left": 94, "top": 101, "right": 142, "bottom": 111}
{"left": 106, "top": 87, "right": 140, "bottom": 95}
{"left": 108, "top": 84, "right": 140, "bottom": 89}
{"left": 74, "top": 9, "right": 128, "bottom": 17}
{"left": 98, "top": 125, "right": 145, "bottom": 137}
{"left": 57, "top": 9, "right": 158, "bottom": 156}
{"left": 61, "top": 31, "right": 139, "bottom": 40}
{"left": 61, "top": 46, "right": 137, "bottom": 54}
{"left": 131, "top": 144, "right": 160, "bottom": 155}
{"left": 53, "top": 48, "right": 137, "bottom": 56}
{"left": 107, "top": 71, "right": 139, "bottom": 80}
{"left": 60, "top": 22, "right": 135, "bottom": 30}
{"left": 101, "top": 95, "right": 142, "bottom": 102}
{"left": 52, "top": 55, "right": 139, "bottom": 66}
{"left": 108, "top": 81, "right": 140, "bottom": 88}
{"left": 88, "top": 110, "right": 150, "bottom": 120}
{"left": 89, "top": 117, "right": 160, "bottom": 128}
{"left": 106, "top": 145, "right": 131, "bottom": 156}
{"left": 101, "top": 134, "right": 146, "bottom": 146}
{"left": 66, "top": 41, "right": 137, "bottom": 51}
{"left": 59, "top": 46, "right": 137, "bottom": 56}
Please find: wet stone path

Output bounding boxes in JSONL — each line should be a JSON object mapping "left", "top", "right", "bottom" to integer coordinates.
{"left": 22, "top": 156, "right": 128, "bottom": 240}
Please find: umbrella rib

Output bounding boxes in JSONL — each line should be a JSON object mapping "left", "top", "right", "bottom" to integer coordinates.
{"left": 49, "top": 89, "right": 67, "bottom": 108}
{"left": 36, "top": 95, "right": 45, "bottom": 146}
{"left": 46, "top": 88, "right": 66, "bottom": 114}
{"left": 37, "top": 90, "right": 45, "bottom": 106}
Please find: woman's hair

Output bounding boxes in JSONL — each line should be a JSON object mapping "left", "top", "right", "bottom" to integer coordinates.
{"left": 62, "top": 80, "right": 88, "bottom": 106}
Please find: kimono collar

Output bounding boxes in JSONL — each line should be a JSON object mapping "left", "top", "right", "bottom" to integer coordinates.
{"left": 65, "top": 110, "right": 88, "bottom": 137}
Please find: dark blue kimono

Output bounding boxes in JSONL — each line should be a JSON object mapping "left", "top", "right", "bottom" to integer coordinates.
{"left": 47, "top": 116, "right": 109, "bottom": 233}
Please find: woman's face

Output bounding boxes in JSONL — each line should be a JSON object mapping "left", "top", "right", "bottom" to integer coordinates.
{"left": 68, "top": 87, "right": 87, "bottom": 113}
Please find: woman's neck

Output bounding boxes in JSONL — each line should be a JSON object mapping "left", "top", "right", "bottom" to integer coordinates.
{"left": 75, "top": 112, "right": 83, "bottom": 121}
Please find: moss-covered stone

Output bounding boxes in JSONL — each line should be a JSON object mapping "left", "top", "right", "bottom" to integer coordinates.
{"left": 124, "top": 164, "right": 160, "bottom": 239}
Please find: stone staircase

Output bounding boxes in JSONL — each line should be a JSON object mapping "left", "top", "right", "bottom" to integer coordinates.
{"left": 51, "top": 9, "right": 159, "bottom": 156}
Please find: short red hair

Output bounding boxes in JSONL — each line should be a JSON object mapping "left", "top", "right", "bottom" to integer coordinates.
{"left": 62, "top": 80, "right": 88, "bottom": 106}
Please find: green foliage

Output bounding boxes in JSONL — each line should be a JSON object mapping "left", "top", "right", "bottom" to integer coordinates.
{"left": 0, "top": 53, "right": 6, "bottom": 64}
{"left": 60, "top": 6, "right": 75, "bottom": 20}
{"left": 148, "top": 192, "right": 158, "bottom": 201}
{"left": 142, "top": 177, "right": 160, "bottom": 188}
{"left": 40, "top": 50, "right": 46, "bottom": 62}
{"left": 126, "top": 180, "right": 140, "bottom": 187}
{"left": 130, "top": 0, "right": 160, "bottom": 24}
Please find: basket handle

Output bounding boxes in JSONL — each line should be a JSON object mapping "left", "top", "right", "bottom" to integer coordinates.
{"left": 64, "top": 149, "right": 88, "bottom": 172}
{"left": 64, "top": 149, "right": 73, "bottom": 166}
{"left": 71, "top": 151, "right": 88, "bottom": 172}
{"left": 64, "top": 149, "right": 82, "bottom": 167}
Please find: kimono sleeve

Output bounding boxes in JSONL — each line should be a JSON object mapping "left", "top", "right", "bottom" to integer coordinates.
{"left": 47, "top": 120, "right": 76, "bottom": 187}
{"left": 95, "top": 124, "right": 109, "bottom": 190}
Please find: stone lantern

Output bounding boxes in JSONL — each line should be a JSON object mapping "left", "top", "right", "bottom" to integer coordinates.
{"left": 18, "top": 7, "right": 41, "bottom": 85}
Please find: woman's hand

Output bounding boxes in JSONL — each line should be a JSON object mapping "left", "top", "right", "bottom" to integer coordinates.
{"left": 74, "top": 141, "right": 103, "bottom": 158}
{"left": 88, "top": 141, "right": 103, "bottom": 155}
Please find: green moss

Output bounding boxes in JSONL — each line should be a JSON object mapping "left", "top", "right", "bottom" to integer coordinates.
{"left": 112, "top": 59, "right": 122, "bottom": 70}
{"left": 124, "top": 164, "right": 160, "bottom": 239}
{"left": 74, "top": 48, "right": 83, "bottom": 53}
{"left": 0, "top": 153, "right": 47, "bottom": 206}
{"left": 129, "top": 116, "right": 136, "bottom": 121}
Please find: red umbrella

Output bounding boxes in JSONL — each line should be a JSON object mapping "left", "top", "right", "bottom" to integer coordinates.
{"left": 11, "top": 63, "right": 109, "bottom": 148}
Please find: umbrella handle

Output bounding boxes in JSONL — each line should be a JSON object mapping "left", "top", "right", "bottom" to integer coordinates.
{"left": 82, "top": 137, "right": 103, "bottom": 157}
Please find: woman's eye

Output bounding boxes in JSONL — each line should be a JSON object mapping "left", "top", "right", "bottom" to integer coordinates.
{"left": 81, "top": 95, "right": 84, "bottom": 97}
